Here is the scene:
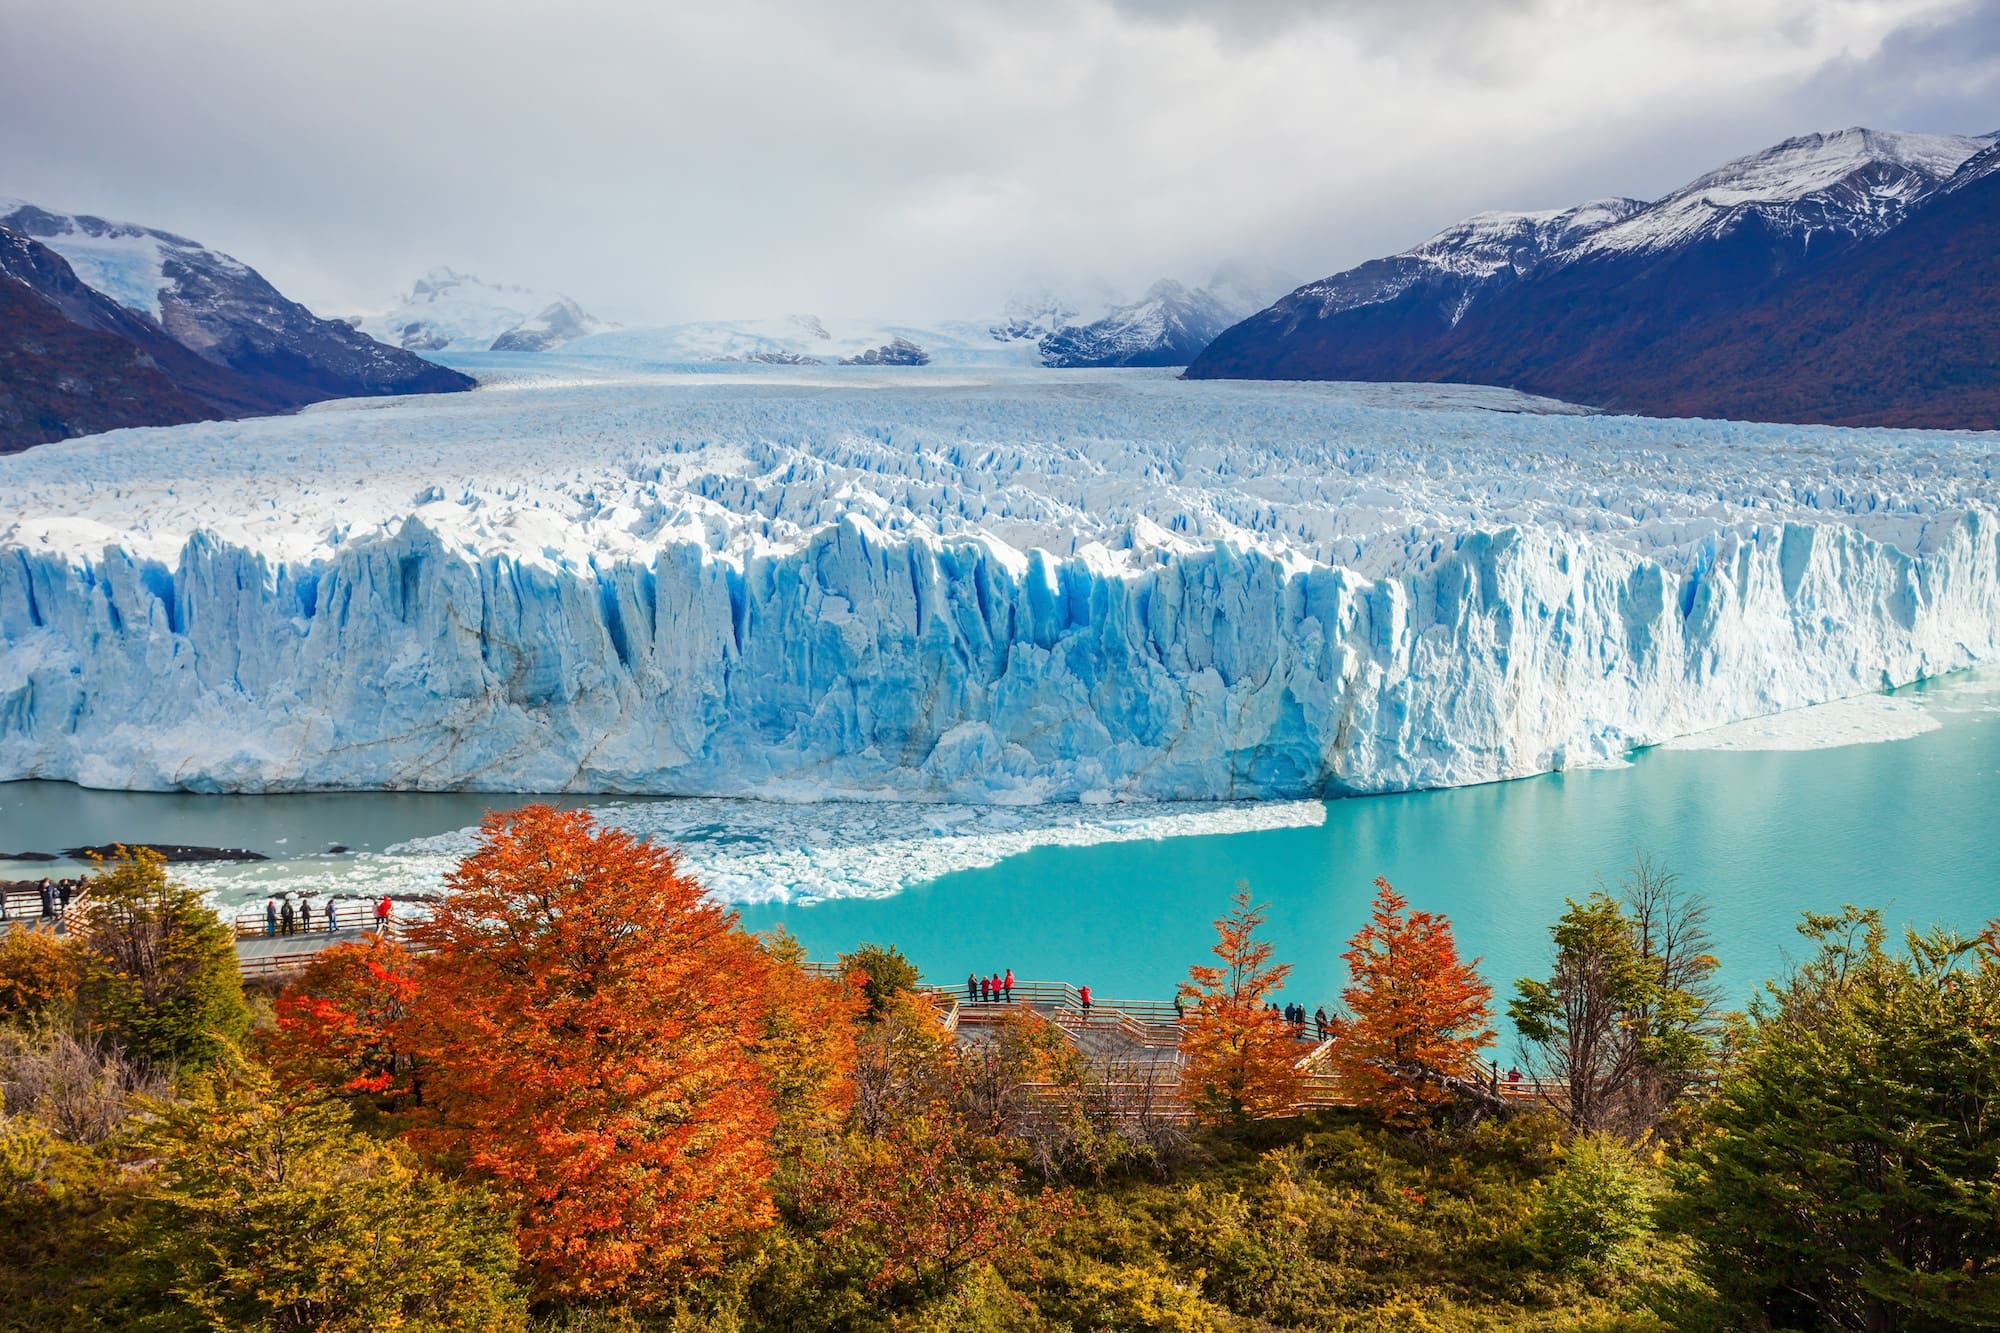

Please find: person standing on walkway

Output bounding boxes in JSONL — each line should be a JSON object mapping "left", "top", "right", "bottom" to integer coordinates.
{"left": 280, "top": 899, "right": 296, "bottom": 936}
{"left": 325, "top": 899, "right": 338, "bottom": 933}
{"left": 966, "top": 972, "right": 979, "bottom": 1003}
{"left": 375, "top": 895, "right": 392, "bottom": 934}
{"left": 299, "top": 899, "right": 313, "bottom": 933}
{"left": 1173, "top": 993, "right": 1185, "bottom": 1022}
{"left": 38, "top": 878, "right": 54, "bottom": 920}
{"left": 1003, "top": 968, "right": 1014, "bottom": 1001}
{"left": 979, "top": 975, "right": 991, "bottom": 1002}
{"left": 56, "top": 879, "right": 72, "bottom": 917}
{"left": 1078, "top": 985, "right": 1092, "bottom": 1017}
{"left": 265, "top": 898, "right": 278, "bottom": 936}
{"left": 1314, "top": 1006, "right": 1330, "bottom": 1041}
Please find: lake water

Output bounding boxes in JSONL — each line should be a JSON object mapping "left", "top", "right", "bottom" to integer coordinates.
{"left": 4, "top": 672, "right": 1995, "bottom": 1037}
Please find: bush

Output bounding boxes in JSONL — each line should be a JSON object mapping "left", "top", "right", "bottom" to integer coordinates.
{"left": 133, "top": 1069, "right": 526, "bottom": 1330}
{"left": 0, "top": 930, "right": 86, "bottom": 1028}
{"left": 1531, "top": 1133, "right": 1656, "bottom": 1274}
{"left": 0, "top": 1028, "right": 167, "bottom": 1144}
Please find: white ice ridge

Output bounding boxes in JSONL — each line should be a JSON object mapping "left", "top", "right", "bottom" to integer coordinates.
{"left": 3, "top": 364, "right": 2000, "bottom": 799}
{"left": 179, "top": 797, "right": 1327, "bottom": 909}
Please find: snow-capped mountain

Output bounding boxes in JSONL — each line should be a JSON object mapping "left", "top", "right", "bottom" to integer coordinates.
{"left": 1038, "top": 269, "right": 1295, "bottom": 368}
{"left": 0, "top": 201, "right": 471, "bottom": 449}
{"left": 557, "top": 315, "right": 1037, "bottom": 367}
{"left": 1564, "top": 128, "right": 1989, "bottom": 260}
{"left": 1187, "top": 126, "right": 2000, "bottom": 429}
{"left": 358, "top": 268, "right": 608, "bottom": 353}
{"left": 1290, "top": 199, "right": 1644, "bottom": 325}
{"left": 1, "top": 226, "right": 216, "bottom": 450}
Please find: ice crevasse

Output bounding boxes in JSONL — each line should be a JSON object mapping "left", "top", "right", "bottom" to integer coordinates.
{"left": 5, "top": 507, "right": 1996, "bottom": 799}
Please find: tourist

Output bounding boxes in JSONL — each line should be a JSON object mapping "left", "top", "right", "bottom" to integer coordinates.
{"left": 1506, "top": 1066, "right": 1523, "bottom": 1088}
{"left": 375, "top": 895, "right": 392, "bottom": 934}
{"left": 265, "top": 898, "right": 277, "bottom": 936}
{"left": 325, "top": 899, "right": 338, "bottom": 932}
{"left": 1003, "top": 968, "right": 1014, "bottom": 1001}
{"left": 1314, "top": 1006, "right": 1330, "bottom": 1041}
{"left": 966, "top": 972, "right": 979, "bottom": 1002}
{"left": 1173, "top": 993, "right": 1184, "bottom": 1022}
{"left": 56, "top": 879, "right": 72, "bottom": 916}
{"left": 280, "top": 899, "right": 296, "bottom": 936}
{"left": 980, "top": 975, "right": 992, "bottom": 1002}
{"left": 990, "top": 973, "right": 1002, "bottom": 1004}
{"left": 299, "top": 898, "right": 313, "bottom": 932}
{"left": 1078, "top": 984, "right": 1092, "bottom": 1017}
{"left": 38, "top": 878, "right": 54, "bottom": 919}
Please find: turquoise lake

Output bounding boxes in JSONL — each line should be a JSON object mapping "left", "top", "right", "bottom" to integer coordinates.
{"left": 738, "top": 675, "right": 2000, "bottom": 1026}
{"left": 4, "top": 672, "right": 1995, "bottom": 1044}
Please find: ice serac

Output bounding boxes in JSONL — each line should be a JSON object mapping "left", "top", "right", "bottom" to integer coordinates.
{"left": 5, "top": 509, "right": 1996, "bottom": 799}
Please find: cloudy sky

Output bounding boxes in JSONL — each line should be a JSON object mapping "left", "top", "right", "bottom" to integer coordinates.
{"left": 3, "top": 0, "right": 1995, "bottom": 323}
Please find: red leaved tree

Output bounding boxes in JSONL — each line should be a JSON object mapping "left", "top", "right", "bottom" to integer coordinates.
{"left": 1330, "top": 877, "right": 1495, "bottom": 1123}
{"left": 1177, "top": 886, "right": 1302, "bottom": 1122}
{"left": 397, "top": 805, "right": 781, "bottom": 1306}
{"left": 267, "top": 936, "right": 420, "bottom": 1113}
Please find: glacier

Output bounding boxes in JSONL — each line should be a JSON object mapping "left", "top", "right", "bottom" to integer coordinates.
{"left": 3, "top": 361, "right": 1997, "bottom": 800}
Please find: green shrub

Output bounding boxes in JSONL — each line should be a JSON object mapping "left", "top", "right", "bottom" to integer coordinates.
{"left": 1530, "top": 1133, "right": 1656, "bottom": 1274}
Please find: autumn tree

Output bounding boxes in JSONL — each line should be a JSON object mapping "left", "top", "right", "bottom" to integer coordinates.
{"left": 75, "top": 848, "right": 247, "bottom": 1070}
{"left": 131, "top": 1067, "right": 525, "bottom": 1331}
{"left": 1329, "top": 877, "right": 1495, "bottom": 1123}
{"left": 0, "top": 928, "right": 86, "bottom": 1028}
{"left": 266, "top": 936, "right": 421, "bottom": 1118}
{"left": 778, "top": 991, "right": 1071, "bottom": 1320}
{"left": 757, "top": 927, "right": 864, "bottom": 1149}
{"left": 1178, "top": 886, "right": 1302, "bottom": 1123}
{"left": 398, "top": 805, "right": 781, "bottom": 1307}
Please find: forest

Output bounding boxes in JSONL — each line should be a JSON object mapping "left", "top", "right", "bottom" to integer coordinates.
{"left": 1, "top": 804, "right": 1994, "bottom": 1332}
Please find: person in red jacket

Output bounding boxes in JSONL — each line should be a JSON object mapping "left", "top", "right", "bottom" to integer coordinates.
{"left": 1077, "top": 984, "right": 1092, "bottom": 1017}
{"left": 1003, "top": 968, "right": 1014, "bottom": 1001}
{"left": 374, "top": 894, "right": 392, "bottom": 934}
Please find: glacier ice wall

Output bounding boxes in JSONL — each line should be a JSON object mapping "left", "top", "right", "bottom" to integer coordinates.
{"left": 5, "top": 508, "right": 1996, "bottom": 799}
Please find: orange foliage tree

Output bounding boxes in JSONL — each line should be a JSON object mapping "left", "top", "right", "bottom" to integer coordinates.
{"left": 1177, "top": 886, "right": 1302, "bottom": 1122}
{"left": 795, "top": 991, "right": 1069, "bottom": 1310}
{"left": 1329, "top": 877, "right": 1495, "bottom": 1123}
{"left": 756, "top": 927, "right": 865, "bottom": 1149}
{"left": 397, "top": 805, "right": 784, "bottom": 1306}
{"left": 267, "top": 936, "right": 420, "bottom": 1112}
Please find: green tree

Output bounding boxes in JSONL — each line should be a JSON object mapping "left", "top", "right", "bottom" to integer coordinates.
{"left": 132, "top": 1068, "right": 526, "bottom": 1331}
{"left": 1675, "top": 908, "right": 2000, "bottom": 1331}
{"left": 838, "top": 942, "right": 921, "bottom": 1018}
{"left": 1510, "top": 865, "right": 1721, "bottom": 1137}
{"left": 75, "top": 850, "right": 247, "bottom": 1071}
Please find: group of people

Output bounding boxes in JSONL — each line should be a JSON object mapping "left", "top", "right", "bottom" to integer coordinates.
{"left": 1268, "top": 1001, "right": 1334, "bottom": 1041}
{"left": 966, "top": 968, "right": 1016, "bottom": 1003}
{"left": 261, "top": 893, "right": 396, "bottom": 938}
{"left": 2, "top": 876, "right": 87, "bottom": 922}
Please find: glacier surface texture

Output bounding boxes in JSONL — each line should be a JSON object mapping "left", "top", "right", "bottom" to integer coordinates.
{"left": 3, "top": 362, "right": 1997, "bottom": 799}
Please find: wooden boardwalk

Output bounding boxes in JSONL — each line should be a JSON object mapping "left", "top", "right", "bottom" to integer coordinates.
{"left": 220, "top": 931, "right": 1556, "bottom": 1115}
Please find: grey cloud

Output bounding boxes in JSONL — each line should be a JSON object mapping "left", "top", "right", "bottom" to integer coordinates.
{"left": 0, "top": 0, "right": 1987, "bottom": 326}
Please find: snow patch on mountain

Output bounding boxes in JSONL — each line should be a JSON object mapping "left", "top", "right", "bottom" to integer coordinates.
{"left": 0, "top": 198, "right": 247, "bottom": 323}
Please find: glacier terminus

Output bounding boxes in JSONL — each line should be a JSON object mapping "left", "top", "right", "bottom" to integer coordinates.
{"left": 3, "top": 361, "right": 1997, "bottom": 802}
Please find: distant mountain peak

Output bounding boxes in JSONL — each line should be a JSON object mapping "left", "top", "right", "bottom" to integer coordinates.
{"left": 360, "top": 269, "right": 606, "bottom": 353}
